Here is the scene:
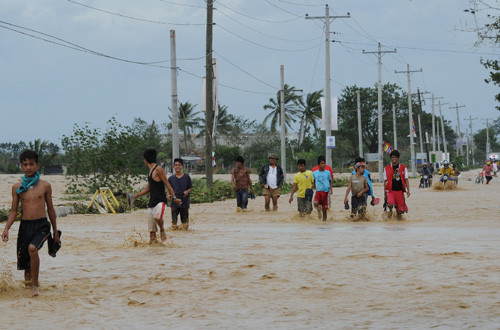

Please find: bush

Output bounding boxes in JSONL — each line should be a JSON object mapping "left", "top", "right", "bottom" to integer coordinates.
{"left": 0, "top": 208, "right": 9, "bottom": 223}
{"left": 332, "top": 177, "right": 348, "bottom": 187}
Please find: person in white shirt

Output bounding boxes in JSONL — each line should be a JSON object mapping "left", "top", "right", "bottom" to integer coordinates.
{"left": 258, "top": 154, "right": 284, "bottom": 211}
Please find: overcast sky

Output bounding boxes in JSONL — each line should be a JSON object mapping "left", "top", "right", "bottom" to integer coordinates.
{"left": 1, "top": 0, "right": 498, "bottom": 145}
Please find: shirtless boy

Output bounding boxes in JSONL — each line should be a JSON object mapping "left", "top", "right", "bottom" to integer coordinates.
{"left": 2, "top": 150, "right": 60, "bottom": 297}
{"left": 132, "top": 149, "right": 178, "bottom": 243}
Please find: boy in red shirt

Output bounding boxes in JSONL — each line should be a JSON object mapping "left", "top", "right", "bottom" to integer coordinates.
{"left": 383, "top": 150, "right": 410, "bottom": 219}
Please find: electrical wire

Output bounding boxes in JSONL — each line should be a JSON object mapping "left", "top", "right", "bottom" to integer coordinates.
{"left": 215, "top": 0, "right": 300, "bottom": 23}
{"left": 263, "top": 0, "right": 304, "bottom": 18}
{"left": 216, "top": 9, "right": 320, "bottom": 43}
{"left": 67, "top": 0, "right": 204, "bottom": 25}
{"left": 213, "top": 50, "right": 279, "bottom": 90}
{"left": 157, "top": 0, "right": 206, "bottom": 8}
{"left": 0, "top": 20, "right": 174, "bottom": 67}
{"left": 216, "top": 24, "right": 323, "bottom": 52}
{"left": 274, "top": 0, "right": 324, "bottom": 7}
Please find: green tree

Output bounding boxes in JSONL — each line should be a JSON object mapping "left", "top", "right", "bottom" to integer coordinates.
{"left": 473, "top": 127, "right": 500, "bottom": 161}
{"left": 297, "top": 90, "right": 323, "bottom": 143}
{"left": 178, "top": 101, "right": 202, "bottom": 152}
{"left": 263, "top": 84, "right": 302, "bottom": 133}
{"left": 28, "top": 139, "right": 61, "bottom": 170}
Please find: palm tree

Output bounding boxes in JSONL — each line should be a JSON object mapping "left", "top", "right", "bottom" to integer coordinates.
{"left": 263, "top": 84, "right": 302, "bottom": 133}
{"left": 28, "top": 139, "right": 60, "bottom": 169}
{"left": 178, "top": 102, "right": 202, "bottom": 151}
{"left": 298, "top": 90, "right": 323, "bottom": 144}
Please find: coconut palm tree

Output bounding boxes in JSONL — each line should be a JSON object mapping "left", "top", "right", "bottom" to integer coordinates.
{"left": 263, "top": 84, "right": 302, "bottom": 133}
{"left": 297, "top": 90, "right": 323, "bottom": 144}
{"left": 178, "top": 101, "right": 202, "bottom": 151}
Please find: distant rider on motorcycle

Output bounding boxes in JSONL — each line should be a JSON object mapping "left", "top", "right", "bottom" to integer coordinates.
{"left": 419, "top": 163, "right": 433, "bottom": 188}
{"left": 438, "top": 160, "right": 454, "bottom": 183}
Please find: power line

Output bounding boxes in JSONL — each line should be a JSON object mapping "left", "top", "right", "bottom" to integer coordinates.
{"left": 157, "top": 0, "right": 206, "bottom": 8}
{"left": 263, "top": 0, "right": 304, "bottom": 18}
{"left": 216, "top": 0, "right": 300, "bottom": 23}
{"left": 67, "top": 0, "right": 205, "bottom": 25}
{"left": 216, "top": 24, "right": 323, "bottom": 52}
{"left": 274, "top": 0, "right": 324, "bottom": 7}
{"left": 213, "top": 50, "right": 279, "bottom": 90}
{"left": 0, "top": 20, "right": 173, "bottom": 67}
{"left": 216, "top": 9, "right": 320, "bottom": 43}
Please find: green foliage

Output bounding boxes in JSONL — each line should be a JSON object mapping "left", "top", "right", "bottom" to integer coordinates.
{"left": 263, "top": 84, "right": 302, "bottom": 133}
{"left": 0, "top": 208, "right": 9, "bottom": 223}
{"left": 214, "top": 145, "right": 241, "bottom": 169}
{"left": 62, "top": 117, "right": 166, "bottom": 195}
{"left": 332, "top": 177, "right": 349, "bottom": 187}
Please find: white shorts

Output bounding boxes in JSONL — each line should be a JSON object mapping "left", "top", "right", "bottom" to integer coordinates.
{"left": 148, "top": 207, "right": 158, "bottom": 232}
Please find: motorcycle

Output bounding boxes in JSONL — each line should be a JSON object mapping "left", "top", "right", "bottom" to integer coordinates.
{"left": 420, "top": 174, "right": 430, "bottom": 188}
{"left": 440, "top": 174, "right": 451, "bottom": 186}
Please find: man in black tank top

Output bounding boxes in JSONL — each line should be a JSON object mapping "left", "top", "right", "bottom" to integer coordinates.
{"left": 132, "top": 149, "right": 178, "bottom": 243}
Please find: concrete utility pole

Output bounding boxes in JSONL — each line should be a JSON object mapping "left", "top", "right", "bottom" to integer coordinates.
{"left": 436, "top": 119, "right": 441, "bottom": 152}
{"left": 392, "top": 104, "right": 398, "bottom": 150}
{"left": 170, "top": 30, "right": 180, "bottom": 165}
{"left": 395, "top": 64, "right": 422, "bottom": 177}
{"left": 363, "top": 43, "right": 396, "bottom": 182}
{"left": 450, "top": 103, "right": 465, "bottom": 155}
{"left": 280, "top": 65, "right": 286, "bottom": 179}
{"left": 205, "top": 0, "right": 214, "bottom": 191}
{"left": 429, "top": 95, "right": 443, "bottom": 153}
{"left": 466, "top": 128, "right": 470, "bottom": 166}
{"left": 306, "top": 5, "right": 349, "bottom": 167}
{"left": 467, "top": 115, "right": 478, "bottom": 164}
{"left": 415, "top": 89, "right": 430, "bottom": 165}
{"left": 439, "top": 101, "right": 449, "bottom": 158}
{"left": 486, "top": 119, "right": 491, "bottom": 154}
{"left": 357, "top": 90, "right": 363, "bottom": 158}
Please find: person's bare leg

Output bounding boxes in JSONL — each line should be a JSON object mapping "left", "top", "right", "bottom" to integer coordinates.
{"left": 264, "top": 195, "right": 271, "bottom": 211}
{"left": 24, "top": 269, "right": 32, "bottom": 287}
{"left": 150, "top": 231, "right": 157, "bottom": 243}
{"left": 155, "top": 219, "right": 167, "bottom": 242}
{"left": 314, "top": 203, "right": 322, "bottom": 220}
{"left": 28, "top": 244, "right": 40, "bottom": 296}
{"left": 322, "top": 209, "right": 327, "bottom": 221}
{"left": 272, "top": 196, "right": 279, "bottom": 211}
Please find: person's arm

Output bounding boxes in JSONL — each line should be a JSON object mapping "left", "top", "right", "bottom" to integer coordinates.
{"left": 358, "top": 180, "right": 369, "bottom": 198}
{"left": 344, "top": 182, "right": 351, "bottom": 204}
{"left": 156, "top": 167, "right": 175, "bottom": 197}
{"left": 289, "top": 183, "right": 298, "bottom": 204}
{"left": 134, "top": 185, "right": 150, "bottom": 199}
{"left": 2, "top": 185, "right": 20, "bottom": 243}
{"left": 231, "top": 168, "right": 237, "bottom": 190}
{"left": 45, "top": 183, "right": 60, "bottom": 244}
{"left": 246, "top": 169, "right": 253, "bottom": 193}
{"left": 183, "top": 176, "right": 192, "bottom": 198}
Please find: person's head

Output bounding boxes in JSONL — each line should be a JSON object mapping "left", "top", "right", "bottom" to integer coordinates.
{"left": 268, "top": 154, "right": 278, "bottom": 165}
{"left": 423, "top": 163, "right": 427, "bottom": 168}
{"left": 389, "top": 150, "right": 400, "bottom": 165}
{"left": 297, "top": 158, "right": 306, "bottom": 172}
{"left": 143, "top": 149, "right": 157, "bottom": 164}
{"left": 354, "top": 156, "right": 365, "bottom": 163}
{"left": 19, "top": 150, "right": 40, "bottom": 177}
{"left": 317, "top": 155, "right": 326, "bottom": 170}
{"left": 354, "top": 162, "right": 365, "bottom": 174}
{"left": 235, "top": 155, "right": 244, "bottom": 168}
{"left": 173, "top": 158, "right": 184, "bottom": 173}
{"left": 487, "top": 160, "right": 491, "bottom": 165}
{"left": 443, "top": 160, "right": 449, "bottom": 167}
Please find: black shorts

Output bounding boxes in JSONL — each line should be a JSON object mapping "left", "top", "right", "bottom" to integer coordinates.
{"left": 351, "top": 195, "right": 367, "bottom": 214}
{"left": 17, "top": 218, "right": 51, "bottom": 270}
{"left": 171, "top": 207, "right": 189, "bottom": 224}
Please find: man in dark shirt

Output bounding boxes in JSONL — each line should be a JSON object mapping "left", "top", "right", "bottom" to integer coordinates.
{"left": 168, "top": 158, "right": 193, "bottom": 230}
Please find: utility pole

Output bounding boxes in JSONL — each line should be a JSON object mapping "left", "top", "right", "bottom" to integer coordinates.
{"left": 439, "top": 101, "right": 449, "bottom": 159}
{"left": 449, "top": 103, "right": 465, "bottom": 155}
{"left": 170, "top": 30, "right": 180, "bottom": 166}
{"left": 436, "top": 119, "right": 441, "bottom": 152}
{"left": 205, "top": 0, "right": 214, "bottom": 191}
{"left": 306, "top": 5, "right": 349, "bottom": 167}
{"left": 363, "top": 43, "right": 396, "bottom": 182}
{"left": 395, "top": 64, "right": 422, "bottom": 177}
{"left": 357, "top": 90, "right": 363, "bottom": 158}
{"left": 280, "top": 65, "right": 286, "bottom": 179}
{"left": 429, "top": 95, "right": 444, "bottom": 153}
{"left": 467, "top": 115, "right": 478, "bottom": 164}
{"left": 392, "top": 104, "right": 398, "bottom": 150}
{"left": 415, "top": 89, "right": 430, "bottom": 165}
{"left": 486, "top": 119, "right": 490, "bottom": 154}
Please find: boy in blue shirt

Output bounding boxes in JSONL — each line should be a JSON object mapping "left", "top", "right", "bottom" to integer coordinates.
{"left": 168, "top": 158, "right": 193, "bottom": 230}
{"left": 312, "top": 156, "right": 332, "bottom": 221}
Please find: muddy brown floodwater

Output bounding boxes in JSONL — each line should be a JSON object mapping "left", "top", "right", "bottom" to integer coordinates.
{"left": 0, "top": 172, "right": 499, "bottom": 328}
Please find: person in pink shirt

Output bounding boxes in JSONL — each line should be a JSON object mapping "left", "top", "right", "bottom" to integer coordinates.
{"left": 483, "top": 160, "right": 494, "bottom": 184}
